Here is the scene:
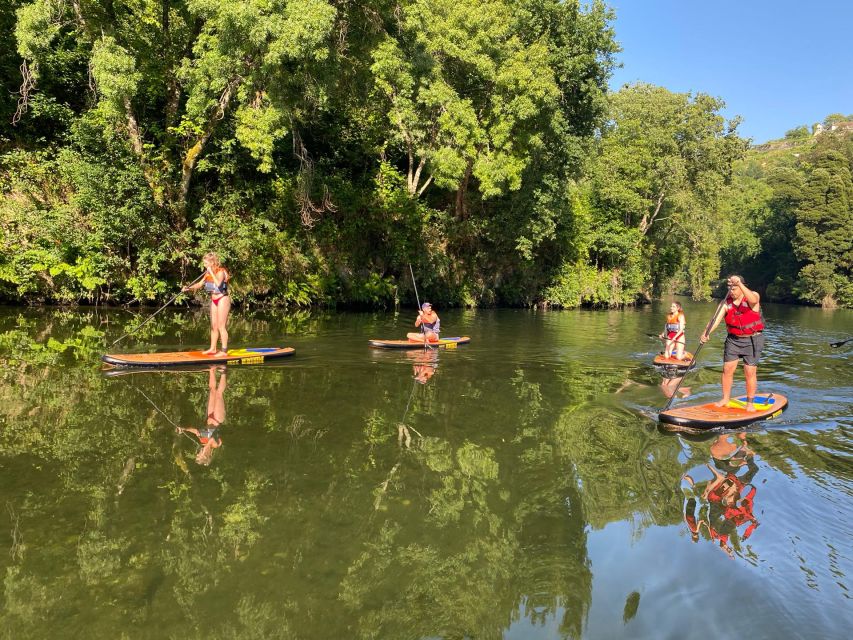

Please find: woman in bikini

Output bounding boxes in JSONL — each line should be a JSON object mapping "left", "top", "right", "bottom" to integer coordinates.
{"left": 659, "top": 301, "right": 687, "bottom": 360}
{"left": 184, "top": 252, "right": 231, "bottom": 356}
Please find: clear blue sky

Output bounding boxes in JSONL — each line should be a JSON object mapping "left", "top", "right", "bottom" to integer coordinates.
{"left": 607, "top": 0, "right": 853, "bottom": 144}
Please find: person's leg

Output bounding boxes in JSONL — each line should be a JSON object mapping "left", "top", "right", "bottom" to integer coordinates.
{"left": 744, "top": 365, "right": 758, "bottom": 412}
{"left": 204, "top": 301, "right": 219, "bottom": 354}
{"left": 215, "top": 297, "right": 231, "bottom": 355}
{"left": 715, "top": 360, "right": 738, "bottom": 406}
{"left": 675, "top": 335, "right": 685, "bottom": 360}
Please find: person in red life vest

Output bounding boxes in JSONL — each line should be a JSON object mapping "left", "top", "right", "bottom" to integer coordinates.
{"left": 183, "top": 252, "right": 231, "bottom": 356}
{"left": 699, "top": 275, "right": 765, "bottom": 412}
{"left": 659, "top": 301, "right": 687, "bottom": 360}
{"left": 407, "top": 302, "right": 440, "bottom": 343}
{"left": 176, "top": 367, "right": 227, "bottom": 466}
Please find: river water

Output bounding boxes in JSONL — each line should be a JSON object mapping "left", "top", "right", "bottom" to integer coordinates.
{"left": 0, "top": 302, "right": 851, "bottom": 639}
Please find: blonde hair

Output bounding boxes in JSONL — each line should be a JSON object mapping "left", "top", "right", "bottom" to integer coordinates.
{"left": 203, "top": 252, "right": 221, "bottom": 268}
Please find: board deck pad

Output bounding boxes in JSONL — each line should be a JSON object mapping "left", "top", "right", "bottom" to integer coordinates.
{"left": 659, "top": 394, "right": 788, "bottom": 431}
{"left": 369, "top": 336, "right": 470, "bottom": 349}
{"left": 102, "top": 347, "right": 294, "bottom": 368}
{"left": 653, "top": 352, "right": 694, "bottom": 367}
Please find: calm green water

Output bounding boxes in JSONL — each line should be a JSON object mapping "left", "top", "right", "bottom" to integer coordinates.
{"left": 1, "top": 302, "right": 851, "bottom": 639}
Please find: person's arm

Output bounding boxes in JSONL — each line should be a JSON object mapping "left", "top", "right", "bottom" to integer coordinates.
{"left": 415, "top": 311, "right": 424, "bottom": 327}
{"left": 731, "top": 276, "right": 759, "bottom": 308}
{"left": 183, "top": 280, "right": 205, "bottom": 292}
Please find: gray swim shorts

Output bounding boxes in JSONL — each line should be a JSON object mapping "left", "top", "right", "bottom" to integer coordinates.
{"left": 723, "top": 333, "right": 765, "bottom": 366}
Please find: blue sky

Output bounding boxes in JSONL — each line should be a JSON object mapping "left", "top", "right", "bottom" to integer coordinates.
{"left": 607, "top": 0, "right": 853, "bottom": 143}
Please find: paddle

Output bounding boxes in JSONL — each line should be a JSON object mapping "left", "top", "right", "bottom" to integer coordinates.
{"left": 830, "top": 338, "right": 852, "bottom": 348}
{"left": 408, "top": 263, "right": 432, "bottom": 351}
{"left": 108, "top": 272, "right": 204, "bottom": 349}
{"left": 661, "top": 295, "right": 729, "bottom": 412}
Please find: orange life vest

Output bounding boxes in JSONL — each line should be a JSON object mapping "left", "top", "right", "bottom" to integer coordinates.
{"left": 665, "top": 312, "right": 683, "bottom": 334}
{"left": 725, "top": 296, "right": 764, "bottom": 336}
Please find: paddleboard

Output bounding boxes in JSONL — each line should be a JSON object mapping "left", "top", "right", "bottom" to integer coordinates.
{"left": 653, "top": 352, "right": 694, "bottom": 367}
{"left": 369, "top": 336, "right": 470, "bottom": 349}
{"left": 659, "top": 394, "right": 788, "bottom": 431}
{"left": 102, "top": 347, "right": 295, "bottom": 368}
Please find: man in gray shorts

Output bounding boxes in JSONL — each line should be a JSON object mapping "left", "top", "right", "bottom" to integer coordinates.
{"left": 699, "top": 275, "right": 765, "bottom": 412}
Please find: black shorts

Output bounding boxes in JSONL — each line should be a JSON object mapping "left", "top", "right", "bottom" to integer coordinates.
{"left": 723, "top": 333, "right": 765, "bottom": 366}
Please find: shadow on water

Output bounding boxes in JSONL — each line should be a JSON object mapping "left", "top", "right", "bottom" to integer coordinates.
{"left": 0, "top": 303, "right": 850, "bottom": 639}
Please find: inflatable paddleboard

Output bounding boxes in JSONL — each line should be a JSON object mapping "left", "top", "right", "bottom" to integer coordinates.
{"left": 102, "top": 347, "right": 294, "bottom": 368}
{"left": 369, "top": 336, "right": 470, "bottom": 349}
{"left": 653, "top": 352, "right": 694, "bottom": 367}
{"left": 659, "top": 394, "right": 788, "bottom": 431}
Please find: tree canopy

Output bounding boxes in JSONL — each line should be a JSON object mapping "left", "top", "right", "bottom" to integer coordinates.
{"left": 1, "top": 1, "right": 850, "bottom": 308}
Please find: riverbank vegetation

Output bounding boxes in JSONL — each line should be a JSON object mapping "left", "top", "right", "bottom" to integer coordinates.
{"left": 1, "top": 1, "right": 850, "bottom": 308}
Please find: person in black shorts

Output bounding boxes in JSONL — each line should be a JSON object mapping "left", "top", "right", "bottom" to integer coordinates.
{"left": 699, "top": 275, "right": 765, "bottom": 412}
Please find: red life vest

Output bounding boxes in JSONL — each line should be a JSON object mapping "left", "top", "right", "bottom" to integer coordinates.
{"left": 725, "top": 296, "right": 764, "bottom": 336}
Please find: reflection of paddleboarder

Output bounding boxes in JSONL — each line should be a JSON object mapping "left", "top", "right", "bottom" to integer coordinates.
{"left": 660, "top": 374, "right": 690, "bottom": 399}
{"left": 176, "top": 367, "right": 227, "bottom": 466}
{"left": 406, "top": 348, "right": 438, "bottom": 384}
{"left": 681, "top": 432, "right": 760, "bottom": 557}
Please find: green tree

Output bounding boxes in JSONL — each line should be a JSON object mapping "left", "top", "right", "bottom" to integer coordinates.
{"left": 588, "top": 83, "right": 746, "bottom": 299}
{"left": 15, "top": 0, "right": 337, "bottom": 225}
{"left": 793, "top": 148, "right": 853, "bottom": 307}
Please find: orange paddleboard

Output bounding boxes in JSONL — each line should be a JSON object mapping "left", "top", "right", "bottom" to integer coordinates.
{"left": 369, "top": 336, "right": 470, "bottom": 349}
{"left": 653, "top": 352, "right": 694, "bottom": 367}
{"left": 102, "top": 347, "right": 294, "bottom": 368}
{"left": 659, "top": 394, "right": 788, "bottom": 431}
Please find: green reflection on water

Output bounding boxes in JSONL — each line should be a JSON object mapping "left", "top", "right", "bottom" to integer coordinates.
{"left": 0, "top": 305, "right": 851, "bottom": 639}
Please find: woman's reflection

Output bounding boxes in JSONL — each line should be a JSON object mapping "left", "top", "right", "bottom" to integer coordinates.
{"left": 176, "top": 366, "right": 227, "bottom": 466}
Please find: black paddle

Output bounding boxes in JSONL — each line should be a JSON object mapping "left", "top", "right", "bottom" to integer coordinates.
{"left": 661, "top": 296, "right": 729, "bottom": 412}
{"left": 408, "top": 263, "right": 432, "bottom": 351}
{"left": 108, "top": 272, "right": 204, "bottom": 349}
{"left": 830, "top": 338, "right": 852, "bottom": 348}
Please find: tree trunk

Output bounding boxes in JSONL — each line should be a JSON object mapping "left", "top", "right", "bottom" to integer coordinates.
{"left": 455, "top": 160, "right": 473, "bottom": 219}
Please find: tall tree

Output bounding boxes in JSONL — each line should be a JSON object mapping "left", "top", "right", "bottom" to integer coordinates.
{"left": 15, "top": 0, "right": 338, "bottom": 227}
{"left": 794, "top": 148, "right": 853, "bottom": 307}
{"left": 590, "top": 83, "right": 746, "bottom": 298}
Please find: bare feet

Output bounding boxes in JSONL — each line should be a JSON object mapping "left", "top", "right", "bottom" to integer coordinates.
{"left": 202, "top": 348, "right": 217, "bottom": 355}
{"left": 745, "top": 402, "right": 756, "bottom": 413}
{"left": 214, "top": 350, "right": 228, "bottom": 357}
{"left": 714, "top": 398, "right": 730, "bottom": 407}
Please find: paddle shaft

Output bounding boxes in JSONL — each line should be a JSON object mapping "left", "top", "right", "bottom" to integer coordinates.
{"left": 662, "top": 296, "right": 729, "bottom": 412}
{"left": 408, "top": 264, "right": 431, "bottom": 350}
{"left": 109, "top": 272, "right": 204, "bottom": 348}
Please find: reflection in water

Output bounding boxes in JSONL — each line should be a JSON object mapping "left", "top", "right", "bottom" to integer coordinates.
{"left": 176, "top": 367, "right": 227, "bottom": 466}
{"left": 681, "top": 433, "right": 760, "bottom": 558}
{"left": 407, "top": 348, "right": 439, "bottom": 385}
{"left": 0, "top": 306, "right": 851, "bottom": 638}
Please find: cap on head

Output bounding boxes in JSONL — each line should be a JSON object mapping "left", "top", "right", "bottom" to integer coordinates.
{"left": 421, "top": 302, "right": 431, "bottom": 310}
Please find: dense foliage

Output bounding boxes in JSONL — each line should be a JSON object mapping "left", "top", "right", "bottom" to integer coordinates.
{"left": 0, "top": 1, "right": 849, "bottom": 308}
{"left": 721, "top": 116, "right": 853, "bottom": 309}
